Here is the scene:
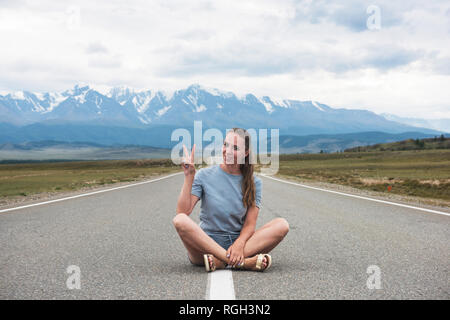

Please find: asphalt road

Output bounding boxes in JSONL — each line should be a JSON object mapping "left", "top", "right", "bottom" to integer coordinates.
{"left": 1, "top": 172, "right": 449, "bottom": 299}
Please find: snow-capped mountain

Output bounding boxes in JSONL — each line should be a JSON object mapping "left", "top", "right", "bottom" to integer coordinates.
{"left": 0, "top": 84, "right": 444, "bottom": 136}
{"left": 380, "top": 113, "right": 450, "bottom": 133}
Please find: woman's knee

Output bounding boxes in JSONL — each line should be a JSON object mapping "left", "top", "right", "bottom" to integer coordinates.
{"left": 273, "top": 217, "right": 290, "bottom": 238}
{"left": 172, "top": 213, "right": 191, "bottom": 232}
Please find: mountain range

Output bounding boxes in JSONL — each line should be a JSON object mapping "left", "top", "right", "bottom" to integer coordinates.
{"left": 380, "top": 113, "right": 450, "bottom": 133}
{"left": 0, "top": 84, "right": 447, "bottom": 153}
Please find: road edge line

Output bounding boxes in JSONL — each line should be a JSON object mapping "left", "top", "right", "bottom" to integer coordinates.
{"left": 0, "top": 171, "right": 183, "bottom": 214}
{"left": 260, "top": 174, "right": 450, "bottom": 217}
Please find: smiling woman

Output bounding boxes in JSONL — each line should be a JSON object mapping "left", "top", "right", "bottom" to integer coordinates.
{"left": 173, "top": 127, "right": 290, "bottom": 273}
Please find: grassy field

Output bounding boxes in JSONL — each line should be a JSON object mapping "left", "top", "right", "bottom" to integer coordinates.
{"left": 0, "top": 159, "right": 179, "bottom": 200}
{"left": 267, "top": 149, "right": 450, "bottom": 203}
{"left": 1, "top": 148, "right": 449, "bottom": 207}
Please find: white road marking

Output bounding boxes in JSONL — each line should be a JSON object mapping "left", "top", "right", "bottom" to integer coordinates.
{"left": 260, "top": 174, "right": 450, "bottom": 217}
{"left": 0, "top": 172, "right": 183, "bottom": 213}
{"left": 206, "top": 268, "right": 235, "bottom": 300}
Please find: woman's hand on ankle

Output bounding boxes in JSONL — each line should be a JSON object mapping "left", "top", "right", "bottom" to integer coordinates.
{"left": 226, "top": 239, "right": 245, "bottom": 267}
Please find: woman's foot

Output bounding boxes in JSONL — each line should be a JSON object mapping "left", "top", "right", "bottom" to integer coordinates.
{"left": 205, "top": 254, "right": 226, "bottom": 271}
{"left": 243, "top": 254, "right": 270, "bottom": 271}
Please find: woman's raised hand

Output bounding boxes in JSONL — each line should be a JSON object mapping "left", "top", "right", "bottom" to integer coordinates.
{"left": 181, "top": 143, "right": 196, "bottom": 177}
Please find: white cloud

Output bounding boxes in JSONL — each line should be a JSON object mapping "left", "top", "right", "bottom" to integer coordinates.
{"left": 0, "top": 0, "right": 449, "bottom": 119}
{"left": 85, "top": 42, "right": 109, "bottom": 54}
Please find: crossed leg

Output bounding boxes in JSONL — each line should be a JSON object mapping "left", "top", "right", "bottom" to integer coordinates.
{"left": 172, "top": 213, "right": 289, "bottom": 267}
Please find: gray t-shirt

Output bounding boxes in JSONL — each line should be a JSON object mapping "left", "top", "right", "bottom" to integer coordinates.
{"left": 191, "top": 164, "right": 262, "bottom": 234}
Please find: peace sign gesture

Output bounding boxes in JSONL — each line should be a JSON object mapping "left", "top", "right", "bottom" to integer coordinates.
{"left": 181, "top": 143, "right": 196, "bottom": 177}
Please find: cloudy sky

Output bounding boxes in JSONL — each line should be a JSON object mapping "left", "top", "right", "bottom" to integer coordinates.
{"left": 1, "top": 0, "right": 449, "bottom": 118}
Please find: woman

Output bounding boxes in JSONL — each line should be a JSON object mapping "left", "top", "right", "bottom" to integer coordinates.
{"left": 173, "top": 128, "right": 289, "bottom": 272}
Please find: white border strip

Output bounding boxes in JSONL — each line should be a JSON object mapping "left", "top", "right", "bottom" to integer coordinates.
{"left": 0, "top": 172, "right": 183, "bottom": 214}
{"left": 260, "top": 174, "right": 450, "bottom": 217}
{"left": 206, "top": 269, "right": 235, "bottom": 300}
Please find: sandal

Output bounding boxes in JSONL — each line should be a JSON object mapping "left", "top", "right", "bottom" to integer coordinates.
{"left": 204, "top": 254, "right": 228, "bottom": 272}
{"left": 204, "top": 254, "right": 216, "bottom": 272}
{"left": 255, "top": 253, "right": 272, "bottom": 272}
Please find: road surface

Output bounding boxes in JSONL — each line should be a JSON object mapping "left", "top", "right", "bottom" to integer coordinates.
{"left": 1, "top": 172, "right": 449, "bottom": 299}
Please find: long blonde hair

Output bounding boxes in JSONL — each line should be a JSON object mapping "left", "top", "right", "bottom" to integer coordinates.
{"left": 226, "top": 128, "right": 256, "bottom": 209}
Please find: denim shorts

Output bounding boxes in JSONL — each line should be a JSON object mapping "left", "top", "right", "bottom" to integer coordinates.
{"left": 206, "top": 231, "right": 240, "bottom": 250}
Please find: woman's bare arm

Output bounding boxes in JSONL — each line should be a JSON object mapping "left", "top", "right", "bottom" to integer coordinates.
{"left": 226, "top": 205, "right": 259, "bottom": 266}
{"left": 176, "top": 176, "right": 200, "bottom": 215}
{"left": 236, "top": 205, "right": 259, "bottom": 244}
{"left": 176, "top": 143, "right": 198, "bottom": 215}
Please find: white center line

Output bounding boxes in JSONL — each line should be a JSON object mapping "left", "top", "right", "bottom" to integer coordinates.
{"left": 206, "top": 268, "right": 235, "bottom": 300}
{"left": 0, "top": 172, "right": 183, "bottom": 214}
{"left": 260, "top": 174, "right": 450, "bottom": 217}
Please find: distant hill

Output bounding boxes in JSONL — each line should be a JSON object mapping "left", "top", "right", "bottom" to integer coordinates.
{"left": 344, "top": 134, "right": 450, "bottom": 152}
{"left": 0, "top": 131, "right": 446, "bottom": 161}
{"left": 273, "top": 131, "right": 445, "bottom": 154}
{"left": 0, "top": 140, "right": 171, "bottom": 161}
{"left": 380, "top": 113, "right": 450, "bottom": 132}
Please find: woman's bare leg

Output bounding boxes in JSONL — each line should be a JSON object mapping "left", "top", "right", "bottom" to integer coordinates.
{"left": 243, "top": 218, "right": 290, "bottom": 258}
{"left": 235, "top": 217, "right": 289, "bottom": 270}
{"left": 172, "top": 213, "right": 229, "bottom": 266}
{"left": 173, "top": 214, "right": 289, "bottom": 269}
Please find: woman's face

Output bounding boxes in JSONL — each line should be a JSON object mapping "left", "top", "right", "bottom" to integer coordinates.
{"left": 222, "top": 132, "right": 248, "bottom": 165}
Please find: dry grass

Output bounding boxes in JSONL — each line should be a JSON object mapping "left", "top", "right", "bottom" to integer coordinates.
{"left": 258, "top": 149, "right": 450, "bottom": 202}
{"left": 0, "top": 159, "right": 179, "bottom": 199}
